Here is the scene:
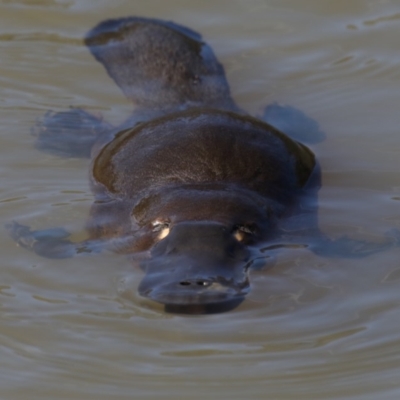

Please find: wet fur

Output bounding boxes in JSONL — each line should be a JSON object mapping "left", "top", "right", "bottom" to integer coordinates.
{"left": 7, "top": 17, "right": 400, "bottom": 313}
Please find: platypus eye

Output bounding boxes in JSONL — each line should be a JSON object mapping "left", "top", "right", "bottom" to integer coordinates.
{"left": 192, "top": 75, "right": 201, "bottom": 85}
{"left": 152, "top": 220, "right": 170, "bottom": 240}
{"left": 233, "top": 225, "right": 255, "bottom": 242}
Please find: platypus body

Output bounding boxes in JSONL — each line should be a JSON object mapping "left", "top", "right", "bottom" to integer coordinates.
{"left": 91, "top": 107, "right": 314, "bottom": 312}
{"left": 8, "top": 17, "right": 398, "bottom": 314}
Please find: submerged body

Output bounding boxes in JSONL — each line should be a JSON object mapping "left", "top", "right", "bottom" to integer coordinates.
{"left": 88, "top": 108, "right": 315, "bottom": 310}
{"left": 7, "top": 17, "right": 398, "bottom": 313}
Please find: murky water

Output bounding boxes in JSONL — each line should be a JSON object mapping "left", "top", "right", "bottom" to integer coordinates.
{"left": 1, "top": 0, "right": 400, "bottom": 399}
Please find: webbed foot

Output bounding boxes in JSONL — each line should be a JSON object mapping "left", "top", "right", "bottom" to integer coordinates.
{"left": 261, "top": 228, "right": 400, "bottom": 259}
{"left": 6, "top": 221, "right": 98, "bottom": 259}
{"left": 32, "top": 108, "right": 111, "bottom": 158}
{"left": 262, "top": 103, "right": 325, "bottom": 144}
{"left": 312, "top": 228, "right": 400, "bottom": 258}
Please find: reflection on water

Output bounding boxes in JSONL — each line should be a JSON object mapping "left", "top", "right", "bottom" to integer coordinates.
{"left": 1, "top": 0, "right": 400, "bottom": 399}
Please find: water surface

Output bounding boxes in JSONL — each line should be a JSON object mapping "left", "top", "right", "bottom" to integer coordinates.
{"left": 1, "top": 1, "right": 400, "bottom": 399}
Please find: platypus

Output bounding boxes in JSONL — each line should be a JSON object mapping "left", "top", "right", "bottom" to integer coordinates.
{"left": 7, "top": 17, "right": 400, "bottom": 314}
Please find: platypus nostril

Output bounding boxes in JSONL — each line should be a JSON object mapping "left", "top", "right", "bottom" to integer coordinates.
{"left": 179, "top": 280, "right": 210, "bottom": 287}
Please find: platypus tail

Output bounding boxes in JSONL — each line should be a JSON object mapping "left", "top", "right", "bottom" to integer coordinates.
{"left": 85, "top": 17, "right": 237, "bottom": 113}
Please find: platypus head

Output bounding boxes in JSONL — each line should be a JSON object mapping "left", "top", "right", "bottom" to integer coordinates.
{"left": 134, "top": 187, "right": 276, "bottom": 314}
{"left": 139, "top": 221, "right": 252, "bottom": 313}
